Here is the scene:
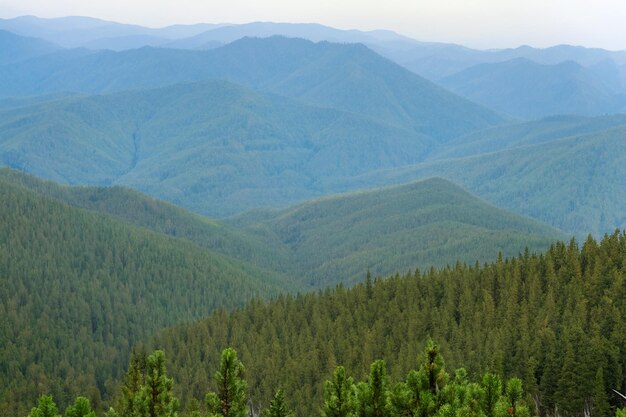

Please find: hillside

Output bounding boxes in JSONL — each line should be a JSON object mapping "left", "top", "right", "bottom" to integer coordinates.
{"left": 0, "top": 168, "right": 293, "bottom": 279}
{"left": 0, "top": 169, "right": 562, "bottom": 289}
{"left": 0, "top": 29, "right": 60, "bottom": 65}
{"left": 0, "top": 80, "right": 436, "bottom": 216}
{"left": 231, "top": 178, "right": 563, "bottom": 286}
{"left": 432, "top": 114, "right": 626, "bottom": 159}
{"left": 151, "top": 233, "right": 626, "bottom": 417}
{"left": 0, "top": 15, "right": 219, "bottom": 47}
{"left": 0, "top": 175, "right": 286, "bottom": 417}
{"left": 0, "top": 36, "right": 503, "bottom": 140}
{"left": 440, "top": 58, "right": 626, "bottom": 119}
{"left": 337, "top": 124, "right": 626, "bottom": 237}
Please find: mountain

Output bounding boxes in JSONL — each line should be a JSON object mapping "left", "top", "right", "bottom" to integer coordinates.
{"left": 432, "top": 114, "right": 626, "bottom": 159}
{"left": 440, "top": 58, "right": 626, "bottom": 119}
{"left": 0, "top": 173, "right": 289, "bottom": 417}
{"left": 0, "top": 29, "right": 60, "bottom": 65}
{"left": 151, "top": 233, "right": 626, "bottom": 417}
{"left": 0, "top": 36, "right": 503, "bottom": 140}
{"left": 165, "top": 21, "right": 414, "bottom": 49}
{"left": 231, "top": 177, "right": 563, "bottom": 286}
{"left": 0, "top": 168, "right": 293, "bottom": 280}
{"left": 376, "top": 42, "right": 626, "bottom": 85}
{"left": 0, "top": 15, "right": 221, "bottom": 48}
{"left": 336, "top": 122, "right": 626, "bottom": 237}
{"left": 0, "top": 80, "right": 436, "bottom": 216}
{"left": 0, "top": 168, "right": 562, "bottom": 289}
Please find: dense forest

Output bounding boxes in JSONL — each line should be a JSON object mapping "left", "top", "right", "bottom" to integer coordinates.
{"left": 148, "top": 232, "right": 626, "bottom": 417}
{"left": 26, "top": 343, "right": 542, "bottom": 417}
{"left": 0, "top": 177, "right": 285, "bottom": 417}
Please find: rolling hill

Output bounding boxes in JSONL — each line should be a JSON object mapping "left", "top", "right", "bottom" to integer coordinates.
{"left": 231, "top": 177, "right": 563, "bottom": 286}
{"left": 0, "top": 173, "right": 288, "bottom": 417}
{"left": 0, "top": 29, "right": 60, "bottom": 65}
{"left": 0, "top": 36, "right": 503, "bottom": 140}
{"left": 440, "top": 58, "right": 626, "bottom": 119}
{"left": 151, "top": 232, "right": 626, "bottom": 417}
{"left": 334, "top": 123, "right": 626, "bottom": 238}
{"left": 0, "top": 80, "right": 436, "bottom": 216}
{"left": 0, "top": 168, "right": 562, "bottom": 289}
{"left": 0, "top": 15, "right": 221, "bottom": 48}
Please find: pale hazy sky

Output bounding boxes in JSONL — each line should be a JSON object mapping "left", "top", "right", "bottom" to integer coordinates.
{"left": 1, "top": 0, "right": 626, "bottom": 50}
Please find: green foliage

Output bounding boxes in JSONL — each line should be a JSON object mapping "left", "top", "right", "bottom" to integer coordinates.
{"left": 233, "top": 177, "right": 562, "bottom": 287}
{"left": 261, "top": 390, "right": 294, "bottom": 417}
{"left": 356, "top": 120, "right": 626, "bottom": 238}
{"left": 64, "top": 397, "right": 96, "bottom": 417}
{"left": 480, "top": 374, "right": 501, "bottom": 417}
{"left": 27, "top": 395, "right": 60, "bottom": 417}
{"left": 135, "top": 351, "right": 179, "bottom": 417}
{"left": 0, "top": 177, "right": 283, "bottom": 416}
{"left": 322, "top": 367, "right": 356, "bottom": 417}
{"left": 153, "top": 233, "right": 626, "bottom": 417}
{"left": 205, "top": 348, "right": 248, "bottom": 417}
{"left": 356, "top": 360, "right": 390, "bottom": 417}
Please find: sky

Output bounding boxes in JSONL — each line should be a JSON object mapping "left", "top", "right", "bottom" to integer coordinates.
{"left": 1, "top": 0, "right": 626, "bottom": 50}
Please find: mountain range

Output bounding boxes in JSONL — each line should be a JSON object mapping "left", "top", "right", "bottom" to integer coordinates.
{"left": 0, "top": 168, "right": 562, "bottom": 415}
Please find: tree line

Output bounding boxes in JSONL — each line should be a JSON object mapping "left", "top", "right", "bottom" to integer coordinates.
{"left": 26, "top": 343, "right": 545, "bottom": 417}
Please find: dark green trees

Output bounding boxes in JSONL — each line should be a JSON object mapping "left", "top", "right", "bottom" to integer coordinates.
{"left": 27, "top": 395, "right": 60, "bottom": 417}
{"left": 206, "top": 348, "right": 248, "bottom": 417}
{"left": 262, "top": 390, "right": 294, "bottom": 417}
{"left": 136, "top": 351, "right": 179, "bottom": 417}
{"left": 110, "top": 350, "right": 178, "bottom": 417}
{"left": 64, "top": 397, "right": 96, "bottom": 417}
{"left": 322, "top": 366, "right": 356, "bottom": 417}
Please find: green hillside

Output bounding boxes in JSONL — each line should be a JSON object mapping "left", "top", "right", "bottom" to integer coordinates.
{"left": 432, "top": 114, "right": 626, "bottom": 160}
{"left": 0, "top": 175, "right": 285, "bottom": 417}
{"left": 0, "top": 80, "right": 434, "bottom": 216}
{"left": 440, "top": 58, "right": 626, "bottom": 119}
{"left": 337, "top": 124, "right": 626, "bottom": 238}
{"left": 232, "top": 178, "right": 563, "bottom": 287}
{"left": 151, "top": 232, "right": 626, "bottom": 417}
{"left": 0, "top": 169, "right": 562, "bottom": 290}
{"left": 0, "top": 168, "right": 293, "bottom": 279}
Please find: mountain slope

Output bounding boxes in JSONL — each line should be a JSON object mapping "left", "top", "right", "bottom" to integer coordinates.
{"left": 0, "top": 168, "right": 293, "bottom": 279}
{"left": 0, "top": 174, "right": 285, "bottom": 417}
{"left": 231, "top": 178, "right": 563, "bottom": 286}
{"left": 0, "top": 29, "right": 60, "bottom": 65}
{"left": 432, "top": 114, "right": 626, "bottom": 159}
{"left": 152, "top": 233, "right": 626, "bottom": 417}
{"left": 0, "top": 15, "right": 220, "bottom": 47}
{"left": 0, "top": 80, "right": 435, "bottom": 216}
{"left": 440, "top": 58, "right": 626, "bottom": 119}
{"left": 0, "top": 36, "right": 504, "bottom": 140}
{"left": 339, "top": 124, "right": 626, "bottom": 237}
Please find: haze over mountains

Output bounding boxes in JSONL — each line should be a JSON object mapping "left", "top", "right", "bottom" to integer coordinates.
{"left": 2, "top": 13, "right": 626, "bottom": 416}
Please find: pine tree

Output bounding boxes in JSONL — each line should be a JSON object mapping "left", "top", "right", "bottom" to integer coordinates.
{"left": 357, "top": 360, "right": 390, "bottom": 417}
{"left": 118, "top": 349, "right": 148, "bottom": 417}
{"left": 593, "top": 368, "right": 611, "bottom": 417}
{"left": 64, "top": 397, "right": 96, "bottom": 417}
{"left": 28, "top": 395, "right": 60, "bottom": 417}
{"left": 206, "top": 348, "right": 248, "bottom": 417}
{"left": 262, "top": 390, "right": 294, "bottom": 417}
{"left": 321, "top": 366, "right": 356, "bottom": 417}
{"left": 136, "top": 350, "right": 179, "bottom": 417}
{"left": 480, "top": 374, "right": 501, "bottom": 417}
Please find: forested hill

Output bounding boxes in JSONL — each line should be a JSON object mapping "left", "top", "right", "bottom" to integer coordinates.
{"left": 152, "top": 232, "right": 626, "bottom": 417}
{"left": 0, "top": 176, "right": 286, "bottom": 417}
{"left": 231, "top": 177, "right": 563, "bottom": 286}
{"left": 0, "top": 169, "right": 563, "bottom": 289}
